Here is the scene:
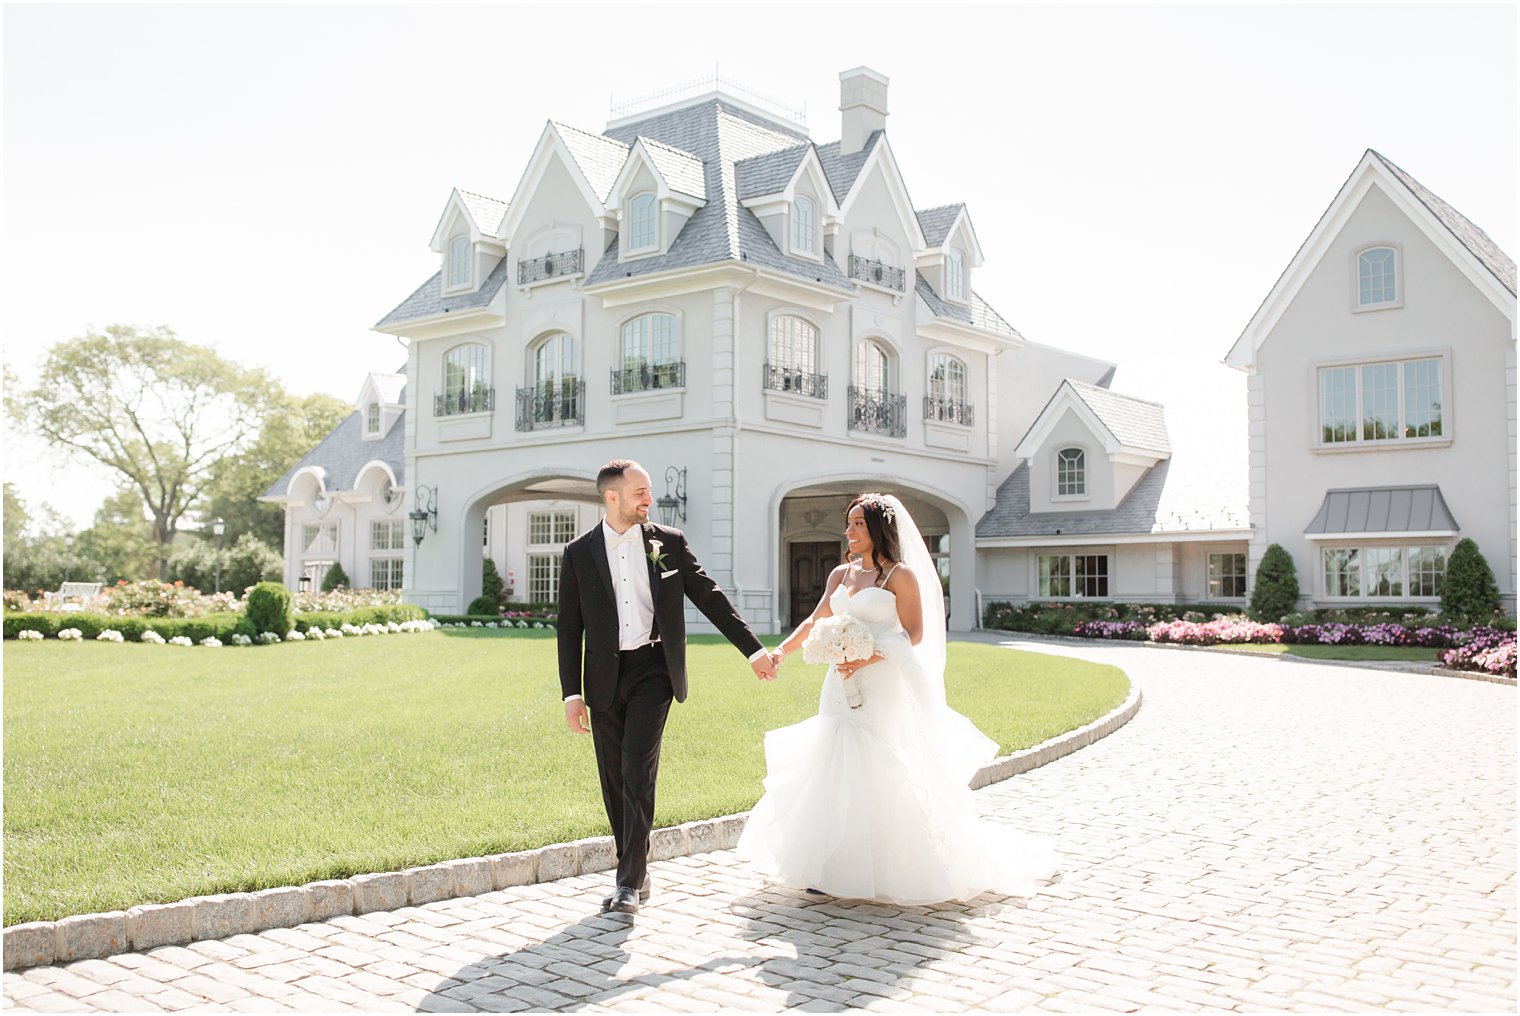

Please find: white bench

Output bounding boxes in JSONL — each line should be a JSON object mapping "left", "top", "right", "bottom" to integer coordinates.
{"left": 43, "top": 582, "right": 104, "bottom": 612}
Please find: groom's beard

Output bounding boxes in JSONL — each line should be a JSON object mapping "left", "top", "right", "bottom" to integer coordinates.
{"left": 613, "top": 504, "right": 649, "bottom": 530}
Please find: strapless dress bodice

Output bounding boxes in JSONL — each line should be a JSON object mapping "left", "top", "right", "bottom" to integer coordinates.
{"left": 829, "top": 584, "right": 901, "bottom": 635}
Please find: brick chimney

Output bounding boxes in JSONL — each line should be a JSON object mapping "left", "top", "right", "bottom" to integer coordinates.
{"left": 839, "top": 67, "right": 888, "bottom": 155}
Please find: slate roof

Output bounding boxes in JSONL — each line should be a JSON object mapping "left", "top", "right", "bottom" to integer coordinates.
{"left": 637, "top": 136, "right": 707, "bottom": 200}
{"left": 916, "top": 204, "right": 963, "bottom": 248}
{"left": 457, "top": 188, "right": 509, "bottom": 239}
{"left": 584, "top": 100, "right": 852, "bottom": 292}
{"left": 735, "top": 143, "right": 811, "bottom": 200}
{"left": 263, "top": 409, "right": 405, "bottom": 498}
{"left": 815, "top": 133, "right": 881, "bottom": 203}
{"left": 976, "top": 459, "right": 1249, "bottom": 540}
{"left": 913, "top": 272, "right": 1023, "bottom": 340}
{"left": 366, "top": 372, "right": 405, "bottom": 405}
{"left": 1065, "top": 379, "right": 1171, "bottom": 453}
{"left": 1371, "top": 150, "right": 1516, "bottom": 296}
{"left": 375, "top": 255, "right": 510, "bottom": 329}
{"left": 1303, "top": 485, "right": 1459, "bottom": 535}
{"left": 552, "top": 121, "right": 629, "bottom": 203}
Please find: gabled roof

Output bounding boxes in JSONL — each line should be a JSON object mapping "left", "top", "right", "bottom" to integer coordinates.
{"left": 914, "top": 273, "right": 1023, "bottom": 340}
{"left": 364, "top": 372, "right": 405, "bottom": 405}
{"left": 1228, "top": 149, "right": 1517, "bottom": 369}
{"left": 582, "top": 99, "right": 851, "bottom": 292}
{"left": 916, "top": 204, "right": 964, "bottom": 248}
{"left": 638, "top": 136, "right": 706, "bottom": 200}
{"left": 263, "top": 408, "right": 406, "bottom": 499}
{"left": 815, "top": 132, "right": 882, "bottom": 204}
{"left": 735, "top": 143, "right": 811, "bottom": 200}
{"left": 374, "top": 255, "right": 510, "bottom": 329}
{"left": 976, "top": 459, "right": 1248, "bottom": 540}
{"left": 456, "top": 189, "right": 509, "bottom": 240}
{"left": 1065, "top": 380, "right": 1171, "bottom": 453}
{"left": 551, "top": 121, "right": 629, "bottom": 203}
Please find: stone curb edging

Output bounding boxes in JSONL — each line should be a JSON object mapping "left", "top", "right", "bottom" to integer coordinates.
{"left": 2, "top": 680, "right": 1142, "bottom": 972}
{"left": 1431, "top": 666, "right": 1517, "bottom": 687}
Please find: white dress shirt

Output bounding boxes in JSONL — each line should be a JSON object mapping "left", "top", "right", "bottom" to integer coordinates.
{"left": 564, "top": 518, "right": 768, "bottom": 704}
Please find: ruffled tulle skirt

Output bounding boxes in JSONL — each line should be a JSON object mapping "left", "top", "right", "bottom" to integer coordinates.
{"left": 737, "top": 644, "right": 1060, "bottom": 904}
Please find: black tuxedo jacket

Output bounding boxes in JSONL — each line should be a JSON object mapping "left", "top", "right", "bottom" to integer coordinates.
{"left": 557, "top": 522, "right": 764, "bottom": 708}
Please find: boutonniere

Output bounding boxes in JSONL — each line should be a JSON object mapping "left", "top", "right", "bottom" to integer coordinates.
{"left": 646, "top": 538, "right": 671, "bottom": 572}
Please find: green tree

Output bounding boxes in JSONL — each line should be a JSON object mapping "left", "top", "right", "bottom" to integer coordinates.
{"left": 1250, "top": 543, "right": 1300, "bottom": 622}
{"left": 321, "top": 561, "right": 350, "bottom": 592}
{"left": 7, "top": 325, "right": 281, "bottom": 578}
{"left": 482, "top": 557, "right": 506, "bottom": 609}
{"left": 1440, "top": 538, "right": 1502, "bottom": 622}
{"left": 74, "top": 485, "right": 158, "bottom": 583}
{"left": 199, "top": 391, "right": 352, "bottom": 548}
{"left": 1, "top": 484, "right": 78, "bottom": 593}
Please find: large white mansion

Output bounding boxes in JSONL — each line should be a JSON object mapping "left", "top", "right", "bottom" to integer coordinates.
{"left": 263, "top": 70, "right": 1515, "bottom": 628}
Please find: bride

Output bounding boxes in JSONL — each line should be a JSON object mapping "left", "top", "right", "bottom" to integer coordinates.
{"left": 737, "top": 493, "right": 1060, "bottom": 904}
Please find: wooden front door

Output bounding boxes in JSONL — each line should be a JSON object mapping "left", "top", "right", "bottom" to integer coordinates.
{"left": 790, "top": 541, "right": 842, "bottom": 626}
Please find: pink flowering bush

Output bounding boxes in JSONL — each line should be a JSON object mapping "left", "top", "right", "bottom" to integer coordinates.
{"left": 1441, "top": 628, "right": 1517, "bottom": 678}
{"left": 1146, "top": 617, "right": 1285, "bottom": 646}
{"left": 103, "top": 580, "right": 241, "bottom": 618}
{"left": 290, "top": 588, "right": 404, "bottom": 613}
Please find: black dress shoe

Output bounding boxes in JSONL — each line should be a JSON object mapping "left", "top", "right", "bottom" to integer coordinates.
{"left": 601, "top": 875, "right": 651, "bottom": 910}
{"left": 604, "top": 886, "right": 640, "bottom": 914}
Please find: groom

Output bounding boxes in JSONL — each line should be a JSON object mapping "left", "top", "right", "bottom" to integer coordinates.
{"left": 558, "top": 459, "right": 775, "bottom": 914}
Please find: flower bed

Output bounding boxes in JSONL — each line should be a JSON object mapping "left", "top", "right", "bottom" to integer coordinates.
{"left": 4, "top": 607, "right": 435, "bottom": 645}
{"left": 1440, "top": 628, "right": 1517, "bottom": 678}
{"left": 433, "top": 613, "right": 558, "bottom": 630}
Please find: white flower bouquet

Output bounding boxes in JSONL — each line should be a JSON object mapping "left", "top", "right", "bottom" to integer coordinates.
{"left": 802, "top": 615, "right": 875, "bottom": 709}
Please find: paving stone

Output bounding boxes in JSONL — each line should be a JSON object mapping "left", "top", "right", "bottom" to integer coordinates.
{"left": 53, "top": 913, "right": 128, "bottom": 963}
{"left": 441, "top": 858, "right": 494, "bottom": 899}
{"left": 190, "top": 895, "right": 256, "bottom": 941}
{"left": 4, "top": 924, "right": 55, "bottom": 970}
{"left": 405, "top": 865, "right": 454, "bottom": 907}
{"left": 536, "top": 843, "right": 578, "bottom": 881}
{"left": 304, "top": 880, "right": 354, "bottom": 922}
{"left": 350, "top": 873, "right": 407, "bottom": 915}
{"left": 575, "top": 836, "right": 617, "bottom": 874}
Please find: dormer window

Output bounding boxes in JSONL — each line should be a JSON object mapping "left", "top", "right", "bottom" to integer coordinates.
{"left": 447, "top": 235, "right": 470, "bottom": 289}
{"left": 1057, "top": 448, "right": 1086, "bottom": 496}
{"left": 1357, "top": 245, "right": 1398, "bottom": 308}
{"left": 366, "top": 402, "right": 380, "bottom": 433}
{"left": 629, "top": 192, "right": 657, "bottom": 252}
{"left": 946, "top": 248, "right": 966, "bottom": 301}
{"left": 791, "top": 195, "right": 816, "bottom": 254}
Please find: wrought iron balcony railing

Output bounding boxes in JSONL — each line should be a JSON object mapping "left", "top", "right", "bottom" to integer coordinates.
{"left": 611, "top": 361, "right": 685, "bottom": 394}
{"left": 517, "top": 248, "right": 584, "bottom": 285}
{"left": 848, "top": 386, "right": 907, "bottom": 438}
{"left": 847, "top": 254, "right": 906, "bottom": 292}
{"left": 762, "top": 363, "right": 828, "bottom": 400}
{"left": 515, "top": 380, "right": 585, "bottom": 431}
{"left": 434, "top": 386, "right": 495, "bottom": 417}
{"left": 924, "top": 396, "right": 974, "bottom": 426}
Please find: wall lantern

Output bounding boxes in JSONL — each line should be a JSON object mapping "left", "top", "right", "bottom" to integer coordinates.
{"left": 656, "top": 467, "right": 687, "bottom": 527}
{"left": 410, "top": 485, "right": 438, "bottom": 546}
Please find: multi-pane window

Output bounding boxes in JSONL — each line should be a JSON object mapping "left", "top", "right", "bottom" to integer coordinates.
{"left": 854, "top": 341, "right": 890, "bottom": 393}
{"left": 929, "top": 355, "right": 966, "bottom": 404}
{"left": 528, "top": 510, "right": 576, "bottom": 546}
{"left": 444, "top": 344, "right": 490, "bottom": 412}
{"left": 619, "top": 313, "right": 681, "bottom": 389}
{"left": 1357, "top": 246, "right": 1397, "bottom": 306}
{"left": 946, "top": 249, "right": 965, "bottom": 300}
{"left": 1038, "top": 554, "right": 1108, "bottom": 598}
{"left": 629, "top": 193, "right": 656, "bottom": 251}
{"left": 1323, "top": 545, "right": 1446, "bottom": 599}
{"left": 367, "top": 402, "right": 380, "bottom": 433}
{"left": 1318, "top": 357, "right": 1442, "bottom": 444}
{"left": 534, "top": 333, "right": 578, "bottom": 389}
{"left": 371, "top": 520, "right": 405, "bottom": 551}
{"left": 528, "top": 554, "right": 561, "bottom": 603}
{"left": 448, "top": 235, "right": 470, "bottom": 288}
{"left": 770, "top": 316, "right": 818, "bottom": 372}
{"left": 371, "top": 558, "right": 403, "bottom": 591}
{"left": 1208, "top": 553, "right": 1248, "bottom": 598}
{"left": 791, "top": 196, "right": 815, "bottom": 253}
{"left": 1057, "top": 448, "right": 1086, "bottom": 496}
{"left": 302, "top": 522, "right": 339, "bottom": 556}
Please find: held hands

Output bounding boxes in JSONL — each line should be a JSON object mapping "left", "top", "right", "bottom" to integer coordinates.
{"left": 751, "top": 652, "right": 777, "bottom": 682}
{"left": 565, "top": 698, "right": 590, "bottom": 734}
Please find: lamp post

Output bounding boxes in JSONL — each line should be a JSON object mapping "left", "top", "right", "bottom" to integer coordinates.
{"left": 657, "top": 467, "right": 687, "bottom": 527}
{"left": 64, "top": 534, "right": 74, "bottom": 583}
{"left": 212, "top": 518, "right": 226, "bottom": 594}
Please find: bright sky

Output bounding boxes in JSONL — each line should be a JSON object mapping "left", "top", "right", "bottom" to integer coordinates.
{"left": 4, "top": 3, "right": 1515, "bottom": 529}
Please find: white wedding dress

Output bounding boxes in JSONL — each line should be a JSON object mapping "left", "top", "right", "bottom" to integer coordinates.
{"left": 737, "top": 575, "right": 1061, "bottom": 905}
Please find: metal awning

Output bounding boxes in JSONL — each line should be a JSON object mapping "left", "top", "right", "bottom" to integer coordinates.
{"left": 1303, "top": 485, "right": 1459, "bottom": 540}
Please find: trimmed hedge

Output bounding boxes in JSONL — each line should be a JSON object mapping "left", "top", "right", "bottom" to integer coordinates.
{"left": 982, "top": 601, "right": 1245, "bottom": 634}
{"left": 5, "top": 603, "right": 429, "bottom": 642}
{"left": 291, "top": 604, "right": 427, "bottom": 633}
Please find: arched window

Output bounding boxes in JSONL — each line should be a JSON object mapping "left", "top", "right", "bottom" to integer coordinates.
{"left": 1358, "top": 246, "right": 1397, "bottom": 306}
{"left": 928, "top": 353, "right": 970, "bottom": 424}
{"left": 522, "top": 332, "right": 581, "bottom": 428}
{"left": 946, "top": 249, "right": 965, "bottom": 300}
{"left": 769, "top": 315, "right": 818, "bottom": 373}
{"left": 854, "top": 340, "right": 891, "bottom": 394}
{"left": 1057, "top": 448, "right": 1086, "bottom": 496}
{"left": 440, "top": 344, "right": 490, "bottom": 415}
{"left": 629, "top": 192, "right": 657, "bottom": 251}
{"left": 448, "top": 235, "right": 470, "bottom": 288}
{"left": 618, "top": 313, "right": 681, "bottom": 391}
{"left": 791, "top": 195, "right": 816, "bottom": 253}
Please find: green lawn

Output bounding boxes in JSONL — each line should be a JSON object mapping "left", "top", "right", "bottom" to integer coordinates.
{"left": 1225, "top": 643, "right": 1441, "bottom": 662}
{"left": 2, "top": 632, "right": 1127, "bottom": 924}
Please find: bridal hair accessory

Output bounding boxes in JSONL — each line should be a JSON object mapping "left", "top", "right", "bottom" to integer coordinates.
{"left": 856, "top": 493, "right": 896, "bottom": 524}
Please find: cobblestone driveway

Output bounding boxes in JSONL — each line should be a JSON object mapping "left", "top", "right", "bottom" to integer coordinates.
{"left": 6, "top": 639, "right": 1514, "bottom": 1012}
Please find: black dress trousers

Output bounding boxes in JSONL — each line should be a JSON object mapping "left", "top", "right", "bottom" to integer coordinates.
{"left": 588, "top": 642, "right": 672, "bottom": 891}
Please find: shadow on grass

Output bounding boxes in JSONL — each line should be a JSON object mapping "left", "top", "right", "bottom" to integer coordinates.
{"left": 419, "top": 886, "right": 1039, "bottom": 1011}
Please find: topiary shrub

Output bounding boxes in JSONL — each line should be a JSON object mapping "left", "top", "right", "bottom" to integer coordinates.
{"left": 467, "top": 595, "right": 501, "bottom": 617}
{"left": 1441, "top": 538, "right": 1502, "bottom": 622}
{"left": 320, "top": 561, "right": 349, "bottom": 592}
{"left": 246, "top": 581, "right": 293, "bottom": 635}
{"left": 481, "top": 559, "right": 506, "bottom": 610}
{"left": 1250, "top": 544, "right": 1300, "bottom": 622}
